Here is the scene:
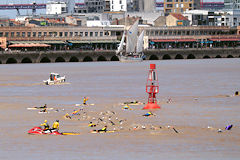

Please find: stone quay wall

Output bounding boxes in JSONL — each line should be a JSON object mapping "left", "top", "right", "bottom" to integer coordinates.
{"left": 0, "top": 48, "right": 239, "bottom": 64}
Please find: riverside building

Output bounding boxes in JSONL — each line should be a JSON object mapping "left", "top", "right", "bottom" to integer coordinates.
{"left": 0, "top": 25, "right": 239, "bottom": 51}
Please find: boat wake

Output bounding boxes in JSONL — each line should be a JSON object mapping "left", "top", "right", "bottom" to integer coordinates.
{"left": 0, "top": 83, "right": 43, "bottom": 87}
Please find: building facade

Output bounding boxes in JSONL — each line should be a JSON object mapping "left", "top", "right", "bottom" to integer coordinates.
{"left": 164, "top": 0, "right": 200, "bottom": 15}
{"left": 46, "top": 1, "right": 68, "bottom": 15}
{"left": 224, "top": 0, "right": 240, "bottom": 9}
{"left": 0, "top": 25, "right": 238, "bottom": 51}
{"left": 85, "top": 0, "right": 105, "bottom": 13}
{"left": 110, "top": 0, "right": 127, "bottom": 11}
{"left": 184, "top": 9, "right": 240, "bottom": 27}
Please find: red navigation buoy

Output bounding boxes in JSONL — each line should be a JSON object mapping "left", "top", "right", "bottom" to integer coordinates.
{"left": 143, "top": 64, "right": 161, "bottom": 110}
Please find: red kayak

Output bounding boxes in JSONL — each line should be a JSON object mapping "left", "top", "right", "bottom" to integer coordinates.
{"left": 28, "top": 127, "right": 62, "bottom": 135}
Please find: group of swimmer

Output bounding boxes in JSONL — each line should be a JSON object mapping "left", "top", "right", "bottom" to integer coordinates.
{"left": 37, "top": 91, "right": 239, "bottom": 134}
{"left": 38, "top": 96, "right": 109, "bottom": 133}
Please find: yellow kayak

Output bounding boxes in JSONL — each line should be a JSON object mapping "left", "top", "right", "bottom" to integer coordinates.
{"left": 62, "top": 132, "right": 81, "bottom": 135}
{"left": 90, "top": 130, "right": 115, "bottom": 134}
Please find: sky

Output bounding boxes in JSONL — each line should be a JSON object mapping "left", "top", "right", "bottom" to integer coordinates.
{"left": 0, "top": 0, "right": 224, "bottom": 19}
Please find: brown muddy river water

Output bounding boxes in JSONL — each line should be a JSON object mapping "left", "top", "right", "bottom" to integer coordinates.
{"left": 0, "top": 59, "right": 240, "bottom": 160}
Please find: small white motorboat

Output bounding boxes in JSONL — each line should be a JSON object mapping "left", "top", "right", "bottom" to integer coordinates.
{"left": 43, "top": 73, "right": 66, "bottom": 85}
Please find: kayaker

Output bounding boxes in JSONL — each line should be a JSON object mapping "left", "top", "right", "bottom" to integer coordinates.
{"left": 40, "top": 120, "right": 50, "bottom": 130}
{"left": 97, "top": 125, "right": 107, "bottom": 132}
{"left": 41, "top": 104, "right": 47, "bottom": 109}
{"left": 83, "top": 97, "right": 88, "bottom": 105}
{"left": 52, "top": 120, "right": 60, "bottom": 131}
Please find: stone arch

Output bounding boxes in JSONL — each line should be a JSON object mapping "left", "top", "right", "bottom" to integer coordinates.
{"left": 21, "top": 57, "right": 32, "bottom": 63}
{"left": 83, "top": 56, "right": 93, "bottom": 62}
{"left": 55, "top": 57, "right": 65, "bottom": 62}
{"left": 6, "top": 58, "right": 17, "bottom": 64}
{"left": 110, "top": 55, "right": 119, "bottom": 61}
{"left": 227, "top": 55, "right": 234, "bottom": 58}
{"left": 175, "top": 54, "right": 184, "bottom": 59}
{"left": 187, "top": 54, "right": 195, "bottom": 59}
{"left": 149, "top": 55, "right": 159, "bottom": 60}
{"left": 216, "top": 55, "right": 221, "bottom": 58}
{"left": 162, "top": 54, "right": 171, "bottom": 60}
{"left": 40, "top": 57, "right": 51, "bottom": 63}
{"left": 97, "top": 56, "right": 107, "bottom": 61}
{"left": 69, "top": 56, "right": 79, "bottom": 62}
{"left": 203, "top": 55, "right": 210, "bottom": 59}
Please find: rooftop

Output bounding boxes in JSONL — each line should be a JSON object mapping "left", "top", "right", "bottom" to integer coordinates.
{"left": 170, "top": 13, "right": 189, "bottom": 21}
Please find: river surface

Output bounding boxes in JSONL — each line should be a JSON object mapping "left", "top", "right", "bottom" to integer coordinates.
{"left": 0, "top": 59, "right": 240, "bottom": 160}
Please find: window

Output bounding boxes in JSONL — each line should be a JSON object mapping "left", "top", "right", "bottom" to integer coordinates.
{"left": 166, "top": 0, "right": 172, "bottom": 2}
{"left": 33, "top": 32, "right": 36, "bottom": 37}
{"left": 70, "top": 32, "right": 73, "bottom": 37}
{"left": 175, "top": 0, "right": 178, "bottom": 2}
{"left": 150, "top": 31, "right": 154, "bottom": 36}
{"left": 16, "top": 32, "right": 20, "bottom": 37}
{"left": 90, "top": 32, "right": 93, "bottom": 37}
{"left": 189, "top": 3, "right": 192, "bottom": 7}
{"left": 120, "top": 0, "right": 122, "bottom": 4}
{"left": 75, "top": 32, "right": 78, "bottom": 36}
{"left": 175, "top": 4, "right": 179, "bottom": 7}
{"left": 165, "top": 9, "right": 172, "bottom": 13}
{"left": 180, "top": 3, "right": 184, "bottom": 7}
{"left": 65, "top": 32, "right": 68, "bottom": 37}
{"left": 80, "top": 32, "right": 83, "bottom": 36}
{"left": 85, "top": 32, "right": 88, "bottom": 36}
{"left": 185, "top": 0, "right": 188, "bottom": 2}
{"left": 44, "top": 32, "right": 47, "bottom": 36}
{"left": 95, "top": 32, "right": 98, "bottom": 36}
{"left": 38, "top": 32, "right": 41, "bottom": 37}
{"left": 59, "top": 32, "right": 63, "bottom": 37}
{"left": 11, "top": 32, "right": 14, "bottom": 37}
{"left": 100, "top": 32, "right": 103, "bottom": 36}
{"left": 5, "top": 32, "right": 9, "bottom": 37}
{"left": 22, "top": 32, "right": 25, "bottom": 37}
{"left": 167, "top": 4, "right": 173, "bottom": 7}
{"left": 0, "top": 32, "right": 3, "bottom": 37}
{"left": 27, "top": 32, "right": 31, "bottom": 37}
